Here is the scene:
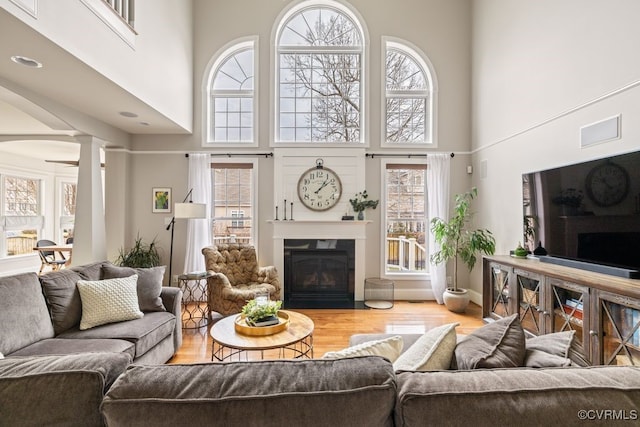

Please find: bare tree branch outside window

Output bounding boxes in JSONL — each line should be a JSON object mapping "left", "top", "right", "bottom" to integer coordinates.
{"left": 278, "top": 8, "right": 362, "bottom": 142}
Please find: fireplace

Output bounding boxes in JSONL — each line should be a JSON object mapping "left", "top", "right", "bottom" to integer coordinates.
{"left": 284, "top": 239, "right": 355, "bottom": 308}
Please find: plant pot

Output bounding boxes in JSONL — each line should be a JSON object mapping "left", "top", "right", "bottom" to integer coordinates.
{"left": 443, "top": 288, "right": 470, "bottom": 313}
{"left": 357, "top": 210, "right": 364, "bottom": 220}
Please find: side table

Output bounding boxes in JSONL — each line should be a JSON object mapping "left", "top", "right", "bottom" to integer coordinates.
{"left": 364, "top": 277, "right": 394, "bottom": 309}
{"left": 177, "top": 272, "right": 212, "bottom": 329}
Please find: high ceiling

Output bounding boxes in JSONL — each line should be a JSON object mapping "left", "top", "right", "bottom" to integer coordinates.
{"left": 0, "top": 7, "right": 187, "bottom": 161}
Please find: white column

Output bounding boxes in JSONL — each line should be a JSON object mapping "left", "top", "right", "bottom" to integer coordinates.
{"left": 71, "top": 135, "right": 106, "bottom": 265}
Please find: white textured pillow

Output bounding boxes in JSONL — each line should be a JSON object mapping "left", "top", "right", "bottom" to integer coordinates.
{"left": 393, "top": 322, "right": 459, "bottom": 371}
{"left": 322, "top": 335, "right": 403, "bottom": 362}
{"left": 77, "top": 275, "right": 143, "bottom": 330}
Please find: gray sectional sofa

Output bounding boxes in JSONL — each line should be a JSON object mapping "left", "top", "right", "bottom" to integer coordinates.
{"left": 0, "top": 261, "right": 182, "bottom": 426}
{"left": 2, "top": 265, "right": 640, "bottom": 427}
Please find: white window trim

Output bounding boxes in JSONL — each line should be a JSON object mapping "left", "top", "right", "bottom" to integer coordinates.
{"left": 381, "top": 36, "right": 438, "bottom": 149}
{"left": 270, "top": 0, "right": 370, "bottom": 147}
{"left": 203, "top": 36, "right": 259, "bottom": 148}
{"left": 56, "top": 178, "right": 76, "bottom": 243}
{"left": 211, "top": 158, "right": 259, "bottom": 247}
{"left": 379, "top": 157, "right": 430, "bottom": 280}
{"left": 0, "top": 171, "right": 45, "bottom": 259}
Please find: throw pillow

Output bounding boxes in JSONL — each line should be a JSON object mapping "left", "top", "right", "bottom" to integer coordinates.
{"left": 321, "top": 335, "right": 403, "bottom": 362}
{"left": 452, "top": 313, "right": 526, "bottom": 370}
{"left": 77, "top": 276, "right": 144, "bottom": 330}
{"left": 524, "top": 330, "right": 575, "bottom": 368}
{"left": 102, "top": 264, "right": 166, "bottom": 312}
{"left": 38, "top": 269, "right": 84, "bottom": 334}
{"left": 393, "top": 323, "right": 459, "bottom": 371}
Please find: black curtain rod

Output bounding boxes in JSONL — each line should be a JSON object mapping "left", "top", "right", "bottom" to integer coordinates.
{"left": 365, "top": 152, "right": 454, "bottom": 159}
{"left": 185, "top": 153, "right": 273, "bottom": 158}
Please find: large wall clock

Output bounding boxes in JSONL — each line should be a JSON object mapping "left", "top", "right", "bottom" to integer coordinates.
{"left": 585, "top": 160, "right": 630, "bottom": 207}
{"left": 297, "top": 159, "right": 342, "bottom": 211}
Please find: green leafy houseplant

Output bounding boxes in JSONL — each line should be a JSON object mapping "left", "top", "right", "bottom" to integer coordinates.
{"left": 430, "top": 188, "right": 496, "bottom": 294}
{"left": 349, "top": 190, "right": 379, "bottom": 219}
{"left": 115, "top": 235, "right": 161, "bottom": 268}
{"left": 241, "top": 299, "right": 282, "bottom": 326}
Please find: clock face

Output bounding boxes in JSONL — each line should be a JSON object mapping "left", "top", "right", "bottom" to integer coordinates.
{"left": 297, "top": 166, "right": 342, "bottom": 211}
{"left": 585, "top": 162, "right": 630, "bottom": 207}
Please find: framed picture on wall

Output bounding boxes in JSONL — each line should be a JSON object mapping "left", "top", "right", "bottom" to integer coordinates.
{"left": 152, "top": 187, "right": 171, "bottom": 213}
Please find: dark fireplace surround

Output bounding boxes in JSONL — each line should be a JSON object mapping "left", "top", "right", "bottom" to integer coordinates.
{"left": 284, "top": 239, "right": 355, "bottom": 308}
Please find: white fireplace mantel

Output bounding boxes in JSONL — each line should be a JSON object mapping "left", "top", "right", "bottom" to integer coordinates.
{"left": 268, "top": 220, "right": 372, "bottom": 301}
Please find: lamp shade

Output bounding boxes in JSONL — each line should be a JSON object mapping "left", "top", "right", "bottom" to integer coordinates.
{"left": 174, "top": 202, "right": 207, "bottom": 219}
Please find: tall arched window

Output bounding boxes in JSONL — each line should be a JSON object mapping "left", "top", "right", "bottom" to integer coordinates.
{"left": 384, "top": 38, "right": 437, "bottom": 146}
{"left": 205, "top": 38, "right": 257, "bottom": 145}
{"left": 275, "top": 1, "right": 365, "bottom": 143}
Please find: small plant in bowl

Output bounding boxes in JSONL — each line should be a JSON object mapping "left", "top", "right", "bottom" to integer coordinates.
{"left": 241, "top": 299, "right": 282, "bottom": 327}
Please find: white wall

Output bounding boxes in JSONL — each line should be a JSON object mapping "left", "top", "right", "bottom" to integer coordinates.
{"left": 0, "top": 0, "right": 193, "bottom": 131}
{"left": 471, "top": 0, "right": 640, "bottom": 294}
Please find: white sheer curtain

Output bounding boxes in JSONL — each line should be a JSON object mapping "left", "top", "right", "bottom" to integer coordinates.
{"left": 427, "top": 153, "right": 451, "bottom": 304}
{"left": 183, "top": 153, "right": 212, "bottom": 274}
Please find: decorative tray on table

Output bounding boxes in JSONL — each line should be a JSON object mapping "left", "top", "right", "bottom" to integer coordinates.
{"left": 234, "top": 311, "right": 290, "bottom": 336}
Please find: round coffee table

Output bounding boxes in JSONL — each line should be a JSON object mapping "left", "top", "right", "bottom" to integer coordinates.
{"left": 210, "top": 310, "right": 314, "bottom": 361}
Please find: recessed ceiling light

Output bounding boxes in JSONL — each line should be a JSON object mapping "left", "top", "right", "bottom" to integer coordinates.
{"left": 11, "top": 55, "right": 43, "bottom": 68}
{"left": 119, "top": 111, "right": 138, "bottom": 118}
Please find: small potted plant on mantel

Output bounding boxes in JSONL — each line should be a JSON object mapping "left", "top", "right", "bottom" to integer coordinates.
{"left": 349, "top": 190, "right": 379, "bottom": 220}
{"left": 430, "top": 187, "right": 496, "bottom": 313}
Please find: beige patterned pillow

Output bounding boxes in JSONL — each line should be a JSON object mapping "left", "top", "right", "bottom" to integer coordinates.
{"left": 393, "top": 323, "right": 459, "bottom": 371}
{"left": 321, "top": 335, "right": 403, "bottom": 362}
{"left": 77, "top": 275, "right": 143, "bottom": 330}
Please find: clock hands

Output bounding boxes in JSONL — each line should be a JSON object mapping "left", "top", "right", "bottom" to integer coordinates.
{"left": 315, "top": 178, "right": 330, "bottom": 194}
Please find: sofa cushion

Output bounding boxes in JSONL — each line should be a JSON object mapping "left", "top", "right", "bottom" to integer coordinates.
{"left": 58, "top": 312, "right": 175, "bottom": 358}
{"left": 39, "top": 269, "right": 84, "bottom": 335}
{"left": 0, "top": 272, "right": 54, "bottom": 355}
{"left": 393, "top": 323, "right": 458, "bottom": 371}
{"left": 102, "top": 264, "right": 166, "bottom": 312}
{"left": 0, "top": 352, "right": 131, "bottom": 427}
{"left": 322, "top": 335, "right": 403, "bottom": 362}
{"left": 71, "top": 261, "right": 107, "bottom": 281}
{"left": 524, "top": 330, "right": 574, "bottom": 368}
{"left": 77, "top": 276, "right": 144, "bottom": 330}
{"left": 395, "top": 366, "right": 640, "bottom": 426}
{"left": 8, "top": 338, "right": 135, "bottom": 360}
{"left": 452, "top": 314, "right": 525, "bottom": 370}
{"left": 102, "top": 357, "right": 396, "bottom": 426}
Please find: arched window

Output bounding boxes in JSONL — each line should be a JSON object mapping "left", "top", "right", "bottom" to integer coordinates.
{"left": 275, "top": 1, "right": 365, "bottom": 143}
{"left": 205, "top": 38, "right": 257, "bottom": 145}
{"left": 384, "top": 38, "right": 437, "bottom": 146}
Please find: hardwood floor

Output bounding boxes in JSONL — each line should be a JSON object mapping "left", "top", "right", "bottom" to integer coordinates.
{"left": 169, "top": 301, "right": 484, "bottom": 364}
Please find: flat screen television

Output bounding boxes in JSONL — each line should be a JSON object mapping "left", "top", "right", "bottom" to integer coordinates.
{"left": 522, "top": 150, "right": 640, "bottom": 278}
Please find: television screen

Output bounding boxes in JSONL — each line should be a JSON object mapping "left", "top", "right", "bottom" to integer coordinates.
{"left": 522, "top": 150, "right": 640, "bottom": 277}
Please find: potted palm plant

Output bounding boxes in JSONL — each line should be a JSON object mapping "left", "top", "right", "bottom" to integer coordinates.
{"left": 430, "top": 187, "right": 496, "bottom": 312}
{"left": 115, "top": 235, "right": 162, "bottom": 268}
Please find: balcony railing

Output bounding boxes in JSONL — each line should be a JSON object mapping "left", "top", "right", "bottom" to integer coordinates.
{"left": 103, "top": 0, "right": 135, "bottom": 27}
{"left": 387, "top": 235, "right": 427, "bottom": 272}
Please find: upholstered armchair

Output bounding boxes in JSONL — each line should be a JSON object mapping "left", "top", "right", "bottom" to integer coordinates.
{"left": 202, "top": 244, "right": 281, "bottom": 316}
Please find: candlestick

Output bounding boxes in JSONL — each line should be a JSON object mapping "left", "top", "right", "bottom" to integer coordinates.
{"left": 283, "top": 199, "right": 287, "bottom": 220}
{"left": 275, "top": 205, "right": 279, "bottom": 221}
{"left": 290, "top": 201, "right": 294, "bottom": 220}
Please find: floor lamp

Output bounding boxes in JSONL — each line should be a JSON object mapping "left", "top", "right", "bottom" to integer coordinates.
{"left": 166, "top": 189, "right": 207, "bottom": 284}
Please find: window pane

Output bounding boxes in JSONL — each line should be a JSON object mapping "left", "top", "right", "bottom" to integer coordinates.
{"left": 4, "top": 176, "right": 40, "bottom": 257}
{"left": 211, "top": 45, "right": 255, "bottom": 143}
{"left": 385, "top": 44, "right": 432, "bottom": 144}
{"left": 385, "top": 166, "right": 428, "bottom": 274}
{"left": 277, "top": 6, "right": 363, "bottom": 143}
{"left": 212, "top": 165, "right": 254, "bottom": 245}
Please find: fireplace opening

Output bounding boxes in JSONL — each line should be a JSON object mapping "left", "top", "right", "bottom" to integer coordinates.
{"left": 284, "top": 239, "right": 355, "bottom": 308}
